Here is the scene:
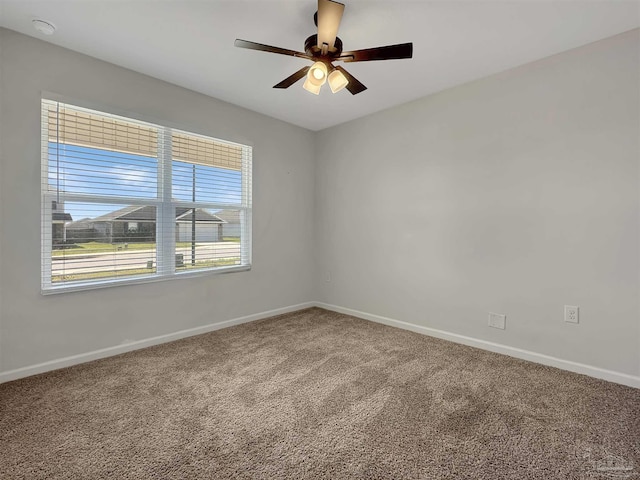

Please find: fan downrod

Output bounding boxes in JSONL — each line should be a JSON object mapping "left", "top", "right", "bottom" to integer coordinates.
{"left": 304, "top": 34, "right": 343, "bottom": 58}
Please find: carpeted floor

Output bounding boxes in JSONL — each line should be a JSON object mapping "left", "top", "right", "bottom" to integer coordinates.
{"left": 0, "top": 307, "right": 638, "bottom": 479}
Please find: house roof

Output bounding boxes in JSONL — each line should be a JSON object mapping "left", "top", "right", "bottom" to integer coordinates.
{"left": 113, "top": 205, "right": 156, "bottom": 222}
{"left": 52, "top": 212, "right": 73, "bottom": 222}
{"left": 66, "top": 205, "right": 223, "bottom": 227}
{"left": 176, "top": 208, "right": 223, "bottom": 223}
{"left": 89, "top": 205, "right": 148, "bottom": 223}
{"left": 66, "top": 218, "right": 92, "bottom": 230}
{"left": 213, "top": 209, "right": 240, "bottom": 224}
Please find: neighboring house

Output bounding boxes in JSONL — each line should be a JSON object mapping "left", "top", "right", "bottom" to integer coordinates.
{"left": 51, "top": 200, "right": 72, "bottom": 245}
{"left": 66, "top": 205, "right": 226, "bottom": 243}
{"left": 213, "top": 209, "right": 241, "bottom": 239}
{"left": 175, "top": 209, "right": 224, "bottom": 243}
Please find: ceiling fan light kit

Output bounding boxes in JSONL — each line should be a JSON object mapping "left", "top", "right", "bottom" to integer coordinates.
{"left": 303, "top": 76, "right": 322, "bottom": 95}
{"left": 309, "top": 61, "right": 328, "bottom": 84}
{"left": 328, "top": 68, "right": 348, "bottom": 93}
{"left": 235, "top": 0, "right": 413, "bottom": 96}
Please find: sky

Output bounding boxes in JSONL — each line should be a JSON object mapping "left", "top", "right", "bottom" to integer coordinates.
{"left": 48, "top": 143, "right": 243, "bottom": 221}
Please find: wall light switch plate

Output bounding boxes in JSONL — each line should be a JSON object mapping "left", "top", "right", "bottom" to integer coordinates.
{"left": 564, "top": 305, "right": 579, "bottom": 324}
{"left": 488, "top": 312, "right": 506, "bottom": 330}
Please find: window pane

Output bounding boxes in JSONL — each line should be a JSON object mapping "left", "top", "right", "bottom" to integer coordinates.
{"left": 42, "top": 100, "right": 251, "bottom": 293}
{"left": 50, "top": 202, "right": 157, "bottom": 284}
{"left": 47, "top": 143, "right": 158, "bottom": 198}
{"left": 175, "top": 208, "right": 242, "bottom": 272}
{"left": 172, "top": 161, "right": 242, "bottom": 204}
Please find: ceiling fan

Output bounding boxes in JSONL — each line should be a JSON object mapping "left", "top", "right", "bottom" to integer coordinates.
{"left": 234, "top": 0, "right": 413, "bottom": 95}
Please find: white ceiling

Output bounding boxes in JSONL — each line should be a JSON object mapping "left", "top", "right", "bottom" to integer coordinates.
{"left": 1, "top": 1, "right": 638, "bottom": 131}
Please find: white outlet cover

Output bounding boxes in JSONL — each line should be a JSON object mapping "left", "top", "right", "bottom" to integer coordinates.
{"left": 564, "top": 305, "right": 579, "bottom": 324}
{"left": 488, "top": 312, "right": 506, "bottom": 330}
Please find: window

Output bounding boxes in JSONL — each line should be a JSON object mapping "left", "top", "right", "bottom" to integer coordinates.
{"left": 41, "top": 99, "right": 252, "bottom": 293}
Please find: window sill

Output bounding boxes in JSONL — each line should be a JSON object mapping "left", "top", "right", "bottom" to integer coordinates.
{"left": 41, "top": 264, "right": 251, "bottom": 295}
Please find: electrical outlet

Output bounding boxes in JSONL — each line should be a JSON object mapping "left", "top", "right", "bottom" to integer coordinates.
{"left": 325, "top": 271, "right": 331, "bottom": 283}
{"left": 488, "top": 312, "right": 506, "bottom": 330}
{"left": 564, "top": 305, "right": 579, "bottom": 324}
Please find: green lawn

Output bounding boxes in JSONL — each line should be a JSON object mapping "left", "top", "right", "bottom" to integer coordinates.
{"left": 53, "top": 267, "right": 156, "bottom": 282}
{"left": 52, "top": 242, "right": 157, "bottom": 256}
{"left": 176, "top": 258, "right": 239, "bottom": 270}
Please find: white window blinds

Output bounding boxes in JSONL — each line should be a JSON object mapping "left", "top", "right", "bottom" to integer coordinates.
{"left": 41, "top": 99, "right": 252, "bottom": 293}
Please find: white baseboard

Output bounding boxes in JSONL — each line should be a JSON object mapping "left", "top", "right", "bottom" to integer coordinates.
{"left": 0, "top": 302, "right": 315, "bottom": 384}
{"left": 3, "top": 301, "right": 638, "bottom": 389}
{"left": 314, "top": 302, "right": 640, "bottom": 389}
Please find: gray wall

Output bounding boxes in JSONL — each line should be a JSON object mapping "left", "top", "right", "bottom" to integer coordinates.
{"left": 1, "top": 27, "right": 639, "bottom": 380}
{"left": 315, "top": 30, "right": 640, "bottom": 377}
{"left": 0, "top": 28, "right": 316, "bottom": 371}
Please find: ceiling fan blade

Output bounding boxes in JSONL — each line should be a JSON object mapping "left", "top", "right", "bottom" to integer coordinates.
{"left": 234, "top": 39, "right": 312, "bottom": 60}
{"left": 338, "top": 42, "right": 413, "bottom": 62}
{"left": 273, "top": 66, "right": 311, "bottom": 89}
{"left": 317, "top": 0, "right": 345, "bottom": 52}
{"left": 335, "top": 66, "right": 367, "bottom": 95}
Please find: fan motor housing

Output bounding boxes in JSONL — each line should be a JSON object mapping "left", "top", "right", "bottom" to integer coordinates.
{"left": 304, "top": 34, "right": 343, "bottom": 58}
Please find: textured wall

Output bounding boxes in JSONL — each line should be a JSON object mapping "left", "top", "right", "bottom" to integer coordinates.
{"left": 315, "top": 30, "right": 640, "bottom": 376}
{"left": 1, "top": 27, "right": 638, "bottom": 380}
{"left": 0, "top": 28, "right": 316, "bottom": 371}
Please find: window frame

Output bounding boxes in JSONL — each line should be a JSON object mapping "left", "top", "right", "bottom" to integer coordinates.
{"left": 41, "top": 98, "right": 252, "bottom": 294}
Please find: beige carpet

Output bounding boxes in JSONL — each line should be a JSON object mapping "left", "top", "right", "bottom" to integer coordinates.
{"left": 0, "top": 307, "right": 638, "bottom": 479}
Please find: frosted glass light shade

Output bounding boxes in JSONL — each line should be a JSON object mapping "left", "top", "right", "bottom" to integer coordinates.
{"left": 303, "top": 76, "right": 321, "bottom": 95}
{"left": 307, "top": 62, "right": 328, "bottom": 86}
{"left": 328, "top": 69, "right": 348, "bottom": 93}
